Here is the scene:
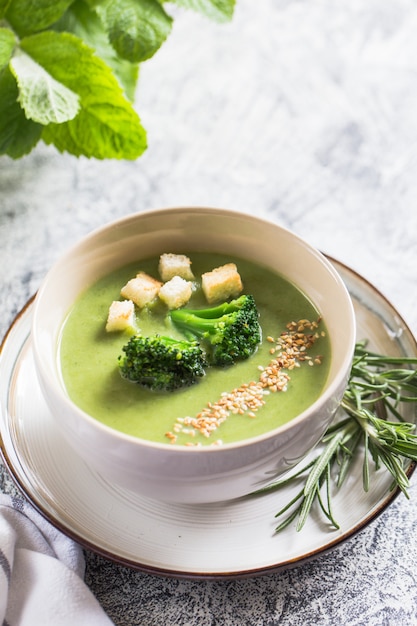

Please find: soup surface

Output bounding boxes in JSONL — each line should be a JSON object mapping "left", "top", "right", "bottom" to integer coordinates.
{"left": 59, "top": 253, "right": 331, "bottom": 445}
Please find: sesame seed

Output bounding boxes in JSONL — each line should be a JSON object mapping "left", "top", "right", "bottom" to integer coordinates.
{"left": 169, "top": 316, "right": 324, "bottom": 445}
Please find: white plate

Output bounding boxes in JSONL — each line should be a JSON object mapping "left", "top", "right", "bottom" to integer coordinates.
{"left": 0, "top": 258, "right": 416, "bottom": 580}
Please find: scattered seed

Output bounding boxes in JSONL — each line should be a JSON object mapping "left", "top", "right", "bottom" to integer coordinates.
{"left": 165, "top": 317, "right": 324, "bottom": 445}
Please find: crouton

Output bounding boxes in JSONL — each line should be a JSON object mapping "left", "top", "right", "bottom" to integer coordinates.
{"left": 105, "top": 300, "right": 135, "bottom": 332}
{"left": 159, "top": 275, "right": 193, "bottom": 310}
{"left": 159, "top": 253, "right": 194, "bottom": 282}
{"left": 202, "top": 263, "right": 243, "bottom": 304}
{"left": 120, "top": 272, "right": 162, "bottom": 308}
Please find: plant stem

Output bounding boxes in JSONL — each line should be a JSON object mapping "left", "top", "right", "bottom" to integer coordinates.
{"left": 251, "top": 342, "right": 417, "bottom": 533}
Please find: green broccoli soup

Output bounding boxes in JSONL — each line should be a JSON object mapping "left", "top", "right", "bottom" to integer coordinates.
{"left": 59, "top": 253, "right": 331, "bottom": 446}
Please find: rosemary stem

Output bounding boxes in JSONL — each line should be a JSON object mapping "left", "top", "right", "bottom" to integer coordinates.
{"left": 253, "top": 341, "right": 417, "bottom": 533}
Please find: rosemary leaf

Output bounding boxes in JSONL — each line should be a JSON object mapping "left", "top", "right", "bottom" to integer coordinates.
{"left": 251, "top": 341, "right": 417, "bottom": 533}
{"left": 303, "top": 431, "right": 344, "bottom": 494}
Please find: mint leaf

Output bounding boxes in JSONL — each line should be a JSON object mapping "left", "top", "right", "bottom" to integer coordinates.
{"left": 0, "top": 28, "right": 16, "bottom": 72}
{"left": 96, "top": 0, "right": 173, "bottom": 63}
{"left": 21, "top": 30, "right": 146, "bottom": 159}
{"left": 168, "top": 0, "right": 235, "bottom": 22}
{"left": 1, "top": 0, "right": 234, "bottom": 160}
{"left": 56, "top": 0, "right": 139, "bottom": 101}
{"left": 5, "top": 0, "right": 75, "bottom": 37}
{"left": 0, "top": 67, "right": 42, "bottom": 158}
{"left": 10, "top": 49, "right": 80, "bottom": 124}
{"left": 42, "top": 101, "right": 146, "bottom": 159}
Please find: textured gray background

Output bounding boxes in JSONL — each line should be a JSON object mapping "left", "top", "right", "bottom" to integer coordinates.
{"left": 2, "top": 1, "right": 417, "bottom": 624}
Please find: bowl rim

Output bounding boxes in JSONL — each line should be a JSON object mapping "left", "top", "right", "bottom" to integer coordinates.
{"left": 32, "top": 205, "right": 356, "bottom": 453}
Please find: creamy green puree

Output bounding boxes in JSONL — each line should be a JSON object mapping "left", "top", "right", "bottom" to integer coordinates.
{"left": 59, "top": 253, "right": 331, "bottom": 445}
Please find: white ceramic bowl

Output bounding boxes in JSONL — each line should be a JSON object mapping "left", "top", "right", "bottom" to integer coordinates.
{"left": 32, "top": 207, "right": 356, "bottom": 503}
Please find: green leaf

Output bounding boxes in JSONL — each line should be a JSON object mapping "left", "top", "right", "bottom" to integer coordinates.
{"left": 303, "top": 431, "right": 345, "bottom": 496}
{"left": 168, "top": 0, "right": 235, "bottom": 22}
{"left": 0, "top": 27, "right": 16, "bottom": 72}
{"left": 96, "top": 0, "right": 173, "bottom": 63}
{"left": 0, "top": 67, "right": 42, "bottom": 158}
{"left": 5, "top": 0, "right": 76, "bottom": 37}
{"left": 41, "top": 98, "right": 146, "bottom": 159}
{"left": 10, "top": 49, "right": 80, "bottom": 124}
{"left": 20, "top": 30, "right": 146, "bottom": 159}
{"left": 0, "top": 0, "right": 12, "bottom": 19}
{"left": 56, "top": 0, "right": 139, "bottom": 101}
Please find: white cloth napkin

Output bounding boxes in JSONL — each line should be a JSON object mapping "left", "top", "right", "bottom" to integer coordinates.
{"left": 0, "top": 494, "right": 114, "bottom": 626}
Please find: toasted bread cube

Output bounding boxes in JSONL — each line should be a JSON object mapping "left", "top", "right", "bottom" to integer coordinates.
{"left": 202, "top": 263, "right": 243, "bottom": 304}
{"left": 106, "top": 300, "right": 135, "bottom": 332}
{"left": 120, "top": 272, "right": 162, "bottom": 308}
{"left": 159, "top": 275, "right": 193, "bottom": 310}
{"left": 159, "top": 253, "right": 194, "bottom": 282}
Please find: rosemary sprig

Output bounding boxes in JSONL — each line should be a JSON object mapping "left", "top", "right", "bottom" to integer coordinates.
{"left": 252, "top": 341, "right": 417, "bottom": 533}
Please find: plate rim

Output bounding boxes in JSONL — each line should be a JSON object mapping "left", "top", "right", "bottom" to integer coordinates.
{"left": 0, "top": 257, "right": 416, "bottom": 580}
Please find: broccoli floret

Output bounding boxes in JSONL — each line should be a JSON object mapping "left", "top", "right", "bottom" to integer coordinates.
{"left": 118, "top": 335, "right": 206, "bottom": 392}
{"left": 170, "top": 294, "right": 261, "bottom": 367}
